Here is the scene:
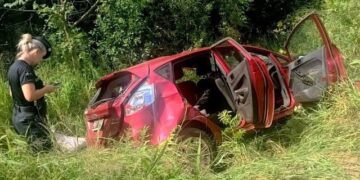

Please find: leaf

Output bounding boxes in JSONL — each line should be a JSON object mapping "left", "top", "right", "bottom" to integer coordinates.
{"left": 0, "top": 134, "right": 7, "bottom": 141}
{"left": 349, "top": 59, "right": 360, "bottom": 65}
{"left": 5, "top": 160, "right": 23, "bottom": 166}
{"left": 4, "top": 0, "right": 29, "bottom": 8}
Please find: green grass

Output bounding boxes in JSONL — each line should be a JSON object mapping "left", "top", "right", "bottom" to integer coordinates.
{"left": 214, "top": 80, "right": 360, "bottom": 179}
{"left": 1, "top": 0, "right": 360, "bottom": 179}
{"left": 1, "top": 81, "right": 358, "bottom": 179}
{"left": 322, "top": 0, "right": 360, "bottom": 79}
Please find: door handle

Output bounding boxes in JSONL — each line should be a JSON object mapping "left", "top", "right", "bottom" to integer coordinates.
{"left": 234, "top": 87, "right": 248, "bottom": 104}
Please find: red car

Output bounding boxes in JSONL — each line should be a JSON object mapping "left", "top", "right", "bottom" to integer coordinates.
{"left": 84, "top": 12, "right": 346, "bottom": 152}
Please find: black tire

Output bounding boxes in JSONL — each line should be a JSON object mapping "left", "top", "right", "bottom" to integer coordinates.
{"left": 177, "top": 128, "right": 216, "bottom": 167}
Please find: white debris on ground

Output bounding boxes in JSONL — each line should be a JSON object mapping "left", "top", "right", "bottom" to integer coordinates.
{"left": 54, "top": 133, "right": 87, "bottom": 152}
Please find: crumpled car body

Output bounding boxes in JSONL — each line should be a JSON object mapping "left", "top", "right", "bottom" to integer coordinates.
{"left": 84, "top": 12, "right": 347, "bottom": 147}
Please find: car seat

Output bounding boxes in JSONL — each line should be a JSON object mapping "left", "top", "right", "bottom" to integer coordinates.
{"left": 195, "top": 59, "right": 229, "bottom": 114}
{"left": 174, "top": 68, "right": 200, "bottom": 105}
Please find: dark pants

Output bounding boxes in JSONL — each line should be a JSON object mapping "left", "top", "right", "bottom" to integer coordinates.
{"left": 12, "top": 105, "right": 52, "bottom": 152}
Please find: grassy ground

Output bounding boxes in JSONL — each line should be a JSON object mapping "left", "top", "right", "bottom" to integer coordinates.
{"left": 215, "top": 80, "right": 360, "bottom": 179}
{"left": 1, "top": 0, "right": 360, "bottom": 179}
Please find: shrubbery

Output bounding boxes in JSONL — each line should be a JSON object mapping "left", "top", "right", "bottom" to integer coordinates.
{"left": 2, "top": 0, "right": 360, "bottom": 179}
{"left": 1, "top": 0, "right": 321, "bottom": 70}
{"left": 91, "top": 0, "right": 250, "bottom": 69}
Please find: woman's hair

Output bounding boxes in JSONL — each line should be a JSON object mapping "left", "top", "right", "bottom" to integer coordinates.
{"left": 16, "top": 33, "right": 46, "bottom": 58}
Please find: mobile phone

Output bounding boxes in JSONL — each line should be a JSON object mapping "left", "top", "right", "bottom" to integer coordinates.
{"left": 53, "top": 82, "right": 61, "bottom": 87}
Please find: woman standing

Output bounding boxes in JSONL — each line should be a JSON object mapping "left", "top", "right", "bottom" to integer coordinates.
{"left": 8, "top": 34, "right": 57, "bottom": 152}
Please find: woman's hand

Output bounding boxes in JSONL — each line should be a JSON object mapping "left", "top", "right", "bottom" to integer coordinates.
{"left": 44, "top": 84, "right": 57, "bottom": 94}
{"left": 22, "top": 83, "right": 58, "bottom": 102}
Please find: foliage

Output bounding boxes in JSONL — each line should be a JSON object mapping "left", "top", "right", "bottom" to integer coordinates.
{"left": 3, "top": 0, "right": 30, "bottom": 8}
{"left": 34, "top": 2, "right": 96, "bottom": 73}
{"left": 217, "top": 110, "right": 245, "bottom": 143}
{"left": 245, "top": 0, "right": 323, "bottom": 34}
{"left": 0, "top": 74, "right": 13, "bottom": 150}
{"left": 1, "top": 0, "right": 360, "bottom": 179}
{"left": 0, "top": 78, "right": 359, "bottom": 179}
{"left": 91, "top": 0, "right": 148, "bottom": 70}
{"left": 249, "top": 0, "right": 323, "bottom": 50}
{"left": 91, "top": 0, "right": 249, "bottom": 70}
{"left": 141, "top": 0, "right": 213, "bottom": 55}
{"left": 32, "top": 1, "right": 101, "bottom": 135}
{"left": 216, "top": 0, "right": 249, "bottom": 40}
{"left": 322, "top": 0, "right": 360, "bottom": 79}
{"left": 218, "top": 110, "right": 238, "bottom": 127}
{"left": 1, "top": 0, "right": 319, "bottom": 70}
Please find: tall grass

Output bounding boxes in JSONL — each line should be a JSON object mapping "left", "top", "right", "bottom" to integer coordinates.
{"left": 1, "top": 0, "right": 359, "bottom": 179}
{"left": 214, "top": 81, "right": 360, "bottom": 179}
{"left": 322, "top": 0, "right": 360, "bottom": 78}
{"left": 36, "top": 63, "right": 97, "bottom": 135}
{"left": 1, "top": 80, "right": 358, "bottom": 179}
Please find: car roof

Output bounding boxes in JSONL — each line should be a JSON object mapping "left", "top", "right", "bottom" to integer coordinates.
{"left": 98, "top": 47, "right": 210, "bottom": 82}
{"left": 131, "top": 47, "right": 210, "bottom": 71}
{"left": 97, "top": 42, "right": 286, "bottom": 83}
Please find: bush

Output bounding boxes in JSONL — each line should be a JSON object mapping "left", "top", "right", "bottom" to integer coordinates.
{"left": 91, "top": 0, "right": 250, "bottom": 70}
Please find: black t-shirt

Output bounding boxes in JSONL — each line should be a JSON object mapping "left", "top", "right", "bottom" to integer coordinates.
{"left": 7, "top": 60, "right": 45, "bottom": 106}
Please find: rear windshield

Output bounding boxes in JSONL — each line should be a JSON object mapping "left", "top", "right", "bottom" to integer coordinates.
{"left": 89, "top": 72, "right": 133, "bottom": 106}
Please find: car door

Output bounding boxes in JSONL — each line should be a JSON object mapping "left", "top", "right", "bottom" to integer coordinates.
{"left": 150, "top": 64, "right": 186, "bottom": 144}
{"left": 285, "top": 12, "right": 347, "bottom": 103}
{"left": 211, "top": 38, "right": 275, "bottom": 128}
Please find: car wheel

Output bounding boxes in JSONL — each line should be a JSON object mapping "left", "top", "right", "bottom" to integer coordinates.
{"left": 177, "top": 128, "right": 216, "bottom": 167}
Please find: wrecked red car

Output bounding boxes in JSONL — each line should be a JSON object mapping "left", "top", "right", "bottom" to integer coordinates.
{"left": 84, "top": 12, "right": 346, "bottom": 151}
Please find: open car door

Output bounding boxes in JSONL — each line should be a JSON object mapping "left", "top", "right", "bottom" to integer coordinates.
{"left": 211, "top": 38, "right": 275, "bottom": 128}
{"left": 285, "top": 12, "right": 347, "bottom": 103}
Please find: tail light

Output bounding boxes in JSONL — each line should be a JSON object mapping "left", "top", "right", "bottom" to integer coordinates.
{"left": 125, "top": 82, "right": 155, "bottom": 116}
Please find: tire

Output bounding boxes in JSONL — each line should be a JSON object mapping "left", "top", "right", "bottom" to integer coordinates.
{"left": 177, "top": 128, "right": 216, "bottom": 167}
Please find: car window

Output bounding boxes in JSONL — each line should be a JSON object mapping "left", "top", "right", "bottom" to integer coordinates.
{"left": 173, "top": 55, "right": 211, "bottom": 83}
{"left": 252, "top": 53, "right": 272, "bottom": 65}
{"left": 287, "top": 18, "right": 323, "bottom": 60}
{"left": 155, "top": 64, "right": 171, "bottom": 80}
{"left": 214, "top": 46, "right": 245, "bottom": 70}
{"left": 89, "top": 72, "right": 133, "bottom": 106}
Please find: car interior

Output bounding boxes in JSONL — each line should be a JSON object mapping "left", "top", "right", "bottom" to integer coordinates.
{"left": 172, "top": 50, "right": 295, "bottom": 125}
{"left": 172, "top": 53, "right": 234, "bottom": 127}
{"left": 89, "top": 72, "right": 133, "bottom": 107}
{"left": 286, "top": 46, "right": 327, "bottom": 102}
{"left": 251, "top": 53, "right": 291, "bottom": 111}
